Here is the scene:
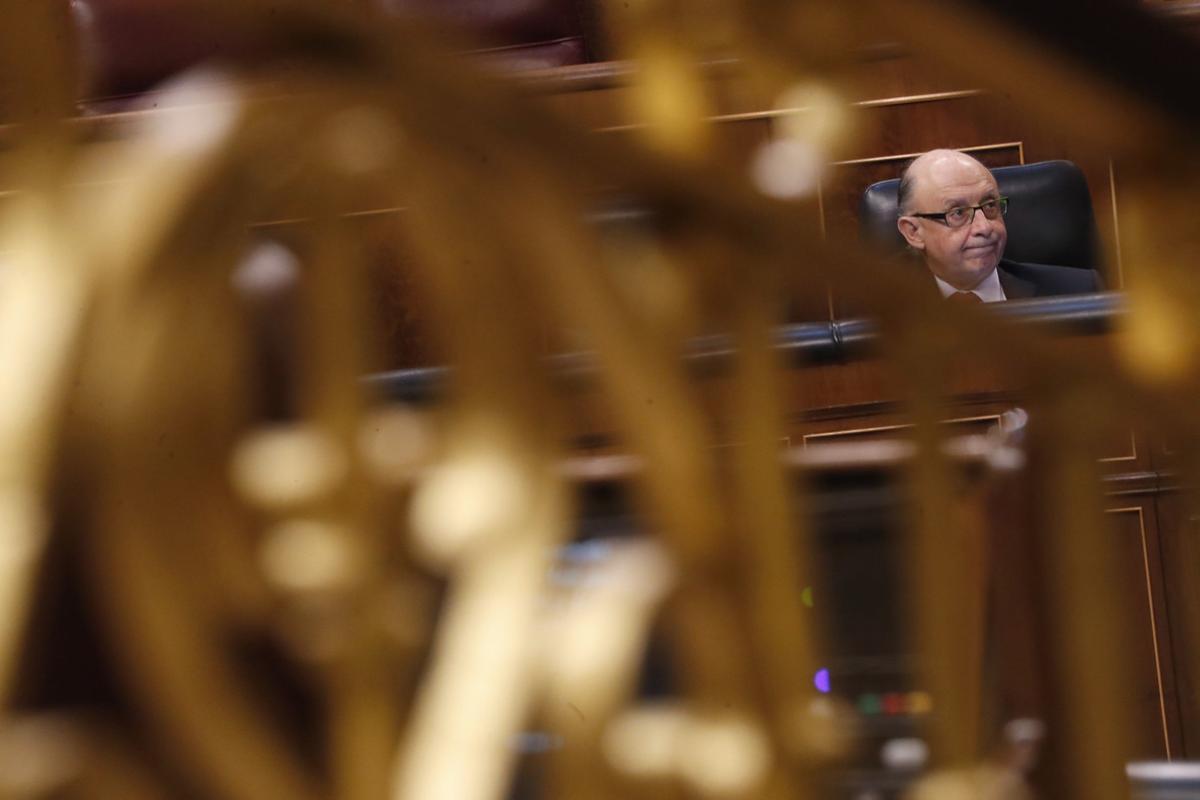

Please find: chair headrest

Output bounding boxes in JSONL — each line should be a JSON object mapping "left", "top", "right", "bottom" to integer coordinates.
{"left": 859, "top": 160, "right": 1102, "bottom": 270}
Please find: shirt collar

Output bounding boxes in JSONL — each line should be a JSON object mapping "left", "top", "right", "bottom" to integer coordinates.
{"left": 934, "top": 267, "right": 1006, "bottom": 303}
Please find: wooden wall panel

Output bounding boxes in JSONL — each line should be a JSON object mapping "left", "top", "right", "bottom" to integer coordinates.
{"left": 1152, "top": 490, "right": 1200, "bottom": 758}
{"left": 710, "top": 116, "right": 774, "bottom": 175}
{"left": 540, "top": 81, "right": 634, "bottom": 131}
{"left": 1105, "top": 503, "right": 1181, "bottom": 760}
{"left": 340, "top": 48, "right": 1132, "bottom": 369}
{"left": 787, "top": 398, "right": 1145, "bottom": 473}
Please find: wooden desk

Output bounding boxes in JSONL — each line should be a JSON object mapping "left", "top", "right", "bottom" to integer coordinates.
{"left": 371, "top": 291, "right": 1182, "bottom": 763}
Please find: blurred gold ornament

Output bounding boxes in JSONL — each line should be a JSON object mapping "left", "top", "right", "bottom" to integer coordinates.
{"left": 0, "top": 3, "right": 1193, "bottom": 800}
{"left": 783, "top": 695, "right": 858, "bottom": 762}
{"left": 628, "top": 43, "right": 713, "bottom": 158}
{"left": 260, "top": 518, "right": 361, "bottom": 594}
{"left": 231, "top": 425, "right": 349, "bottom": 511}
{"left": 358, "top": 405, "right": 436, "bottom": 486}
{"left": 1119, "top": 280, "right": 1194, "bottom": 383}
{"left": 675, "top": 712, "right": 773, "bottom": 797}
{"left": 408, "top": 436, "right": 533, "bottom": 569}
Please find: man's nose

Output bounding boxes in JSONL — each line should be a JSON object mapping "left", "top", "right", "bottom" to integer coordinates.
{"left": 968, "top": 207, "right": 993, "bottom": 235}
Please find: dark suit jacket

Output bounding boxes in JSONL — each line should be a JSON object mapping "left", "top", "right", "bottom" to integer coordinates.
{"left": 996, "top": 258, "right": 1103, "bottom": 300}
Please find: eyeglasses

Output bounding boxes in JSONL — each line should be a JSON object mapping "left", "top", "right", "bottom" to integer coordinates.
{"left": 906, "top": 197, "right": 1008, "bottom": 229}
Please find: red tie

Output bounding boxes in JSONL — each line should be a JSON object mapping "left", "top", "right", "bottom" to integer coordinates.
{"left": 948, "top": 291, "right": 982, "bottom": 304}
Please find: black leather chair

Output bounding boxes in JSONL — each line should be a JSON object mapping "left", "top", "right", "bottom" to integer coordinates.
{"left": 858, "top": 160, "right": 1103, "bottom": 271}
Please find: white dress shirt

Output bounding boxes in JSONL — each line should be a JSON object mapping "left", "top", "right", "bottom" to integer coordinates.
{"left": 934, "top": 267, "right": 1007, "bottom": 303}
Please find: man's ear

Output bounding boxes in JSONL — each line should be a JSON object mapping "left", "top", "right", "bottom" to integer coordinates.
{"left": 897, "top": 215, "right": 924, "bottom": 251}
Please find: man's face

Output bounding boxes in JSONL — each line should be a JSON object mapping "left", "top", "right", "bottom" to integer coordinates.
{"left": 897, "top": 153, "right": 1007, "bottom": 291}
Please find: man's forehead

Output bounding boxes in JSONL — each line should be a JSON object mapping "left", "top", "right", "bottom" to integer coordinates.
{"left": 912, "top": 154, "right": 998, "bottom": 202}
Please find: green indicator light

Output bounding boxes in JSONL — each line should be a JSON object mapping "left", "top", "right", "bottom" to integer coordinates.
{"left": 801, "top": 586, "right": 814, "bottom": 608}
{"left": 858, "top": 693, "right": 882, "bottom": 716}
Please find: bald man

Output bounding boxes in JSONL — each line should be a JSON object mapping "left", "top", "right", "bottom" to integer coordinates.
{"left": 896, "top": 149, "right": 1102, "bottom": 302}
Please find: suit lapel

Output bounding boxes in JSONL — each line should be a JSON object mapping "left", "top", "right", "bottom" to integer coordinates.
{"left": 998, "top": 266, "right": 1036, "bottom": 300}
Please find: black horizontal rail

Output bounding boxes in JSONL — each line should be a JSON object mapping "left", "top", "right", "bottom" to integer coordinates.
{"left": 365, "top": 291, "right": 1124, "bottom": 404}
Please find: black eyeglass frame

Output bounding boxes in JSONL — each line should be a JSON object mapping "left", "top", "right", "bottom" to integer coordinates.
{"left": 905, "top": 196, "right": 1009, "bottom": 228}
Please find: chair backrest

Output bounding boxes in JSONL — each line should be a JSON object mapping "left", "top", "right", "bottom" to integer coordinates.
{"left": 858, "top": 160, "right": 1102, "bottom": 270}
